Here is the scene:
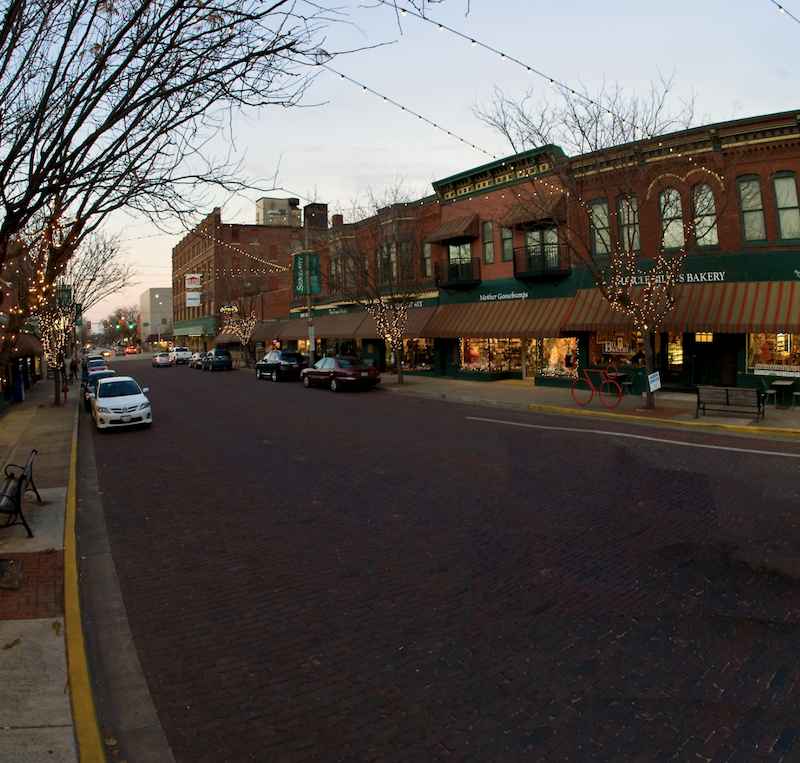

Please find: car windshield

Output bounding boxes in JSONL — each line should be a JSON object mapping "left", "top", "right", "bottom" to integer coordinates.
{"left": 98, "top": 380, "right": 141, "bottom": 398}
{"left": 337, "top": 358, "right": 367, "bottom": 369}
{"left": 88, "top": 372, "right": 115, "bottom": 385}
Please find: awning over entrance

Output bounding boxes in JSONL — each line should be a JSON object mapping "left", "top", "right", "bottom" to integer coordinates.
{"left": 566, "top": 281, "right": 800, "bottom": 334}
{"left": 251, "top": 322, "right": 284, "bottom": 342}
{"left": 215, "top": 332, "right": 239, "bottom": 344}
{"left": 311, "top": 313, "right": 368, "bottom": 338}
{"left": 423, "top": 297, "right": 574, "bottom": 339}
{"left": 276, "top": 318, "right": 312, "bottom": 341}
{"left": 12, "top": 333, "right": 43, "bottom": 357}
{"left": 172, "top": 324, "right": 206, "bottom": 337}
{"left": 354, "top": 306, "right": 438, "bottom": 339}
{"left": 425, "top": 215, "right": 480, "bottom": 243}
{"left": 500, "top": 194, "right": 566, "bottom": 227}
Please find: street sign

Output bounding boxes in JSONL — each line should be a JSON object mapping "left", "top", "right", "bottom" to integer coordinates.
{"left": 142, "top": 322, "right": 149, "bottom": 327}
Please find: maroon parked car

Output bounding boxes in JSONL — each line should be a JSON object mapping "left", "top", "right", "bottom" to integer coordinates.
{"left": 301, "top": 356, "right": 380, "bottom": 392}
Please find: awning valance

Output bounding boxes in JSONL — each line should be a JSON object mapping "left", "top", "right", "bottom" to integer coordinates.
{"left": 354, "top": 306, "right": 438, "bottom": 339}
{"left": 311, "top": 313, "right": 368, "bottom": 338}
{"left": 565, "top": 281, "right": 800, "bottom": 334}
{"left": 251, "top": 322, "right": 284, "bottom": 342}
{"left": 12, "top": 333, "right": 43, "bottom": 357}
{"left": 172, "top": 324, "right": 206, "bottom": 337}
{"left": 425, "top": 215, "right": 480, "bottom": 243}
{"left": 276, "top": 317, "right": 312, "bottom": 341}
{"left": 423, "top": 297, "right": 574, "bottom": 339}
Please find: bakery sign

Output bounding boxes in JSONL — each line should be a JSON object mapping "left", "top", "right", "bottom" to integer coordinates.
{"left": 185, "top": 273, "right": 202, "bottom": 289}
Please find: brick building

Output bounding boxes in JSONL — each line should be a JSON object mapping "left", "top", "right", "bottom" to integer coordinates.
{"left": 170, "top": 199, "right": 327, "bottom": 353}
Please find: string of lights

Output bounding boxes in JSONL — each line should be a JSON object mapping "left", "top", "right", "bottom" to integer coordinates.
{"left": 768, "top": 0, "right": 800, "bottom": 24}
{"left": 320, "top": 64, "right": 497, "bottom": 159}
{"left": 372, "top": 0, "right": 654, "bottom": 140}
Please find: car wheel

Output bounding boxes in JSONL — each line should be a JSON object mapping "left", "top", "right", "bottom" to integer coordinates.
{"left": 271, "top": 369, "right": 278, "bottom": 382}
{"left": 256, "top": 368, "right": 263, "bottom": 379}
{"left": 330, "top": 377, "right": 339, "bottom": 392}
{"left": 303, "top": 375, "right": 311, "bottom": 388}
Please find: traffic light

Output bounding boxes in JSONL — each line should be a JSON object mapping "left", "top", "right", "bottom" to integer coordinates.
{"left": 103, "top": 320, "right": 108, "bottom": 328}
{"left": 87, "top": 321, "right": 91, "bottom": 329}
{"left": 115, "top": 323, "right": 120, "bottom": 329}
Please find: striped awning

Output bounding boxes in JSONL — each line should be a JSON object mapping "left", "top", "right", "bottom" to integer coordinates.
{"left": 172, "top": 325, "right": 206, "bottom": 337}
{"left": 354, "top": 306, "right": 438, "bottom": 339}
{"left": 276, "top": 317, "right": 312, "bottom": 341}
{"left": 423, "top": 297, "right": 574, "bottom": 339}
{"left": 311, "top": 313, "right": 368, "bottom": 338}
{"left": 565, "top": 281, "right": 800, "bottom": 333}
{"left": 425, "top": 215, "right": 480, "bottom": 243}
{"left": 251, "top": 321, "right": 285, "bottom": 342}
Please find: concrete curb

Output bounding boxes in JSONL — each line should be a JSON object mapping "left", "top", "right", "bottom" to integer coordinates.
{"left": 64, "top": 401, "right": 105, "bottom": 761}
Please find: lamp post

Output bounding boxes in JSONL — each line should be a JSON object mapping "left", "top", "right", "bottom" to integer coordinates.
{"left": 156, "top": 295, "right": 162, "bottom": 347}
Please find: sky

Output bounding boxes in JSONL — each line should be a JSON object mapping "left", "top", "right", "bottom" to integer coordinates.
{"left": 87, "top": 0, "right": 800, "bottom": 325}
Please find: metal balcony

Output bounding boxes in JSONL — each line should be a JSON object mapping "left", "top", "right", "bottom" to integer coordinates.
{"left": 513, "top": 244, "right": 570, "bottom": 281}
{"left": 434, "top": 257, "right": 482, "bottom": 289}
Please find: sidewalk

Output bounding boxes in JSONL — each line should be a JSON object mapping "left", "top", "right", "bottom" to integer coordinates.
{"left": 378, "top": 373, "right": 800, "bottom": 437}
{"left": 0, "top": 379, "right": 100, "bottom": 763}
{"left": 0, "top": 371, "right": 797, "bottom": 763}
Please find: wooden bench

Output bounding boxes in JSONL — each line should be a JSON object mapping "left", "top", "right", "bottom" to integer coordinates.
{"left": 696, "top": 387, "right": 764, "bottom": 422}
{"left": 0, "top": 450, "right": 41, "bottom": 538}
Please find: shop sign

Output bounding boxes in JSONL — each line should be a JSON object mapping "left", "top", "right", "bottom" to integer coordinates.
{"left": 479, "top": 290, "right": 529, "bottom": 302}
{"left": 185, "top": 274, "right": 201, "bottom": 289}
{"left": 617, "top": 270, "right": 726, "bottom": 286}
{"left": 186, "top": 293, "right": 200, "bottom": 307}
{"left": 603, "top": 340, "right": 631, "bottom": 354}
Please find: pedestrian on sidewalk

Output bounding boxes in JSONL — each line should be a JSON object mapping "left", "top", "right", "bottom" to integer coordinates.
{"left": 69, "top": 358, "right": 78, "bottom": 382}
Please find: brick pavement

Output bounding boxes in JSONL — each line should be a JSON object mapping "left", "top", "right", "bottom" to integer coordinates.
{"left": 89, "top": 365, "right": 800, "bottom": 763}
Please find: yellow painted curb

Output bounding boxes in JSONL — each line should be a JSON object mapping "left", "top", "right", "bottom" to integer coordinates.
{"left": 528, "top": 403, "right": 800, "bottom": 439}
{"left": 64, "top": 405, "right": 105, "bottom": 761}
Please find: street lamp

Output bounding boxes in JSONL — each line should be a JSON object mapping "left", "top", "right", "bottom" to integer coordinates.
{"left": 156, "top": 294, "right": 162, "bottom": 347}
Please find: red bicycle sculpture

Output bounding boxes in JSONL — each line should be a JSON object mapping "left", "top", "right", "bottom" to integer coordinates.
{"left": 571, "top": 365, "right": 623, "bottom": 409}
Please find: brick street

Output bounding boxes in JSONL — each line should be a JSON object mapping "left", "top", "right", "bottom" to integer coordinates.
{"left": 80, "top": 359, "right": 800, "bottom": 762}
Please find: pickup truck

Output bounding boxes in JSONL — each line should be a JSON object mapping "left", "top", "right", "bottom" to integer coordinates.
{"left": 169, "top": 346, "right": 192, "bottom": 364}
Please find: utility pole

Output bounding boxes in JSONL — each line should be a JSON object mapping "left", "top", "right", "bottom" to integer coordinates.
{"left": 305, "top": 216, "right": 315, "bottom": 366}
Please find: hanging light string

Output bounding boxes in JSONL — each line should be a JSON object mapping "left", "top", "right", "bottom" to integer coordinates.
{"left": 192, "top": 228, "right": 290, "bottom": 272}
{"left": 384, "top": 1, "right": 654, "bottom": 140}
{"left": 768, "top": 0, "right": 800, "bottom": 24}
{"left": 319, "top": 64, "right": 497, "bottom": 159}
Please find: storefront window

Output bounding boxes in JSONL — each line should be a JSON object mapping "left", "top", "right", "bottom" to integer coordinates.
{"left": 524, "top": 338, "right": 578, "bottom": 378}
{"left": 401, "top": 339, "right": 434, "bottom": 371}
{"left": 460, "top": 338, "right": 523, "bottom": 372}
{"left": 666, "top": 333, "right": 683, "bottom": 368}
{"left": 747, "top": 333, "right": 800, "bottom": 371}
{"left": 590, "top": 331, "right": 645, "bottom": 367}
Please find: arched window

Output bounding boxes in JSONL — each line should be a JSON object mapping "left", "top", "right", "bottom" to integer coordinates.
{"left": 692, "top": 183, "right": 718, "bottom": 247}
{"left": 660, "top": 188, "right": 684, "bottom": 250}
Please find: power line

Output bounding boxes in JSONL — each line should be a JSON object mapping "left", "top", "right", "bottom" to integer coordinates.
{"left": 768, "top": 0, "right": 800, "bottom": 24}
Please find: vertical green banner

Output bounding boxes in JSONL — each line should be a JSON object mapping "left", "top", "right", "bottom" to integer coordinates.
{"left": 294, "top": 252, "right": 322, "bottom": 296}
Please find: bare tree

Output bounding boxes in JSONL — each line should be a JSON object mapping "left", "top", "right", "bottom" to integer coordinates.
{"left": 473, "top": 79, "right": 735, "bottom": 409}
{"left": 325, "top": 185, "right": 424, "bottom": 386}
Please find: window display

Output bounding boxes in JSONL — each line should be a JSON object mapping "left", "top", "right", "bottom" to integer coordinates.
{"left": 460, "top": 338, "right": 523, "bottom": 372}
{"left": 529, "top": 337, "right": 578, "bottom": 377}
{"left": 401, "top": 339, "right": 434, "bottom": 371}
{"left": 748, "top": 332, "right": 800, "bottom": 371}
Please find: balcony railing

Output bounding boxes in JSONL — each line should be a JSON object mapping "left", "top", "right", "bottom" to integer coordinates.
{"left": 513, "top": 243, "right": 570, "bottom": 280}
{"left": 434, "top": 257, "right": 482, "bottom": 288}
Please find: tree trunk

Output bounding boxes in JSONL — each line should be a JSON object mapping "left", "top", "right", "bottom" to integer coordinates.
{"left": 53, "top": 367, "right": 62, "bottom": 406}
{"left": 394, "top": 340, "right": 404, "bottom": 386}
{"left": 643, "top": 332, "right": 656, "bottom": 411}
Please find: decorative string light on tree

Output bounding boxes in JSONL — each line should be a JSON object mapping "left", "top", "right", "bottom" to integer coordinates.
{"left": 222, "top": 311, "right": 257, "bottom": 345}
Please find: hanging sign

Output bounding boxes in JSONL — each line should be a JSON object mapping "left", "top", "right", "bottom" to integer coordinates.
{"left": 647, "top": 372, "right": 662, "bottom": 392}
{"left": 186, "top": 274, "right": 202, "bottom": 289}
{"left": 186, "top": 293, "right": 200, "bottom": 307}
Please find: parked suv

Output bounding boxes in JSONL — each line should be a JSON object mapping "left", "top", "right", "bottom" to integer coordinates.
{"left": 169, "top": 346, "right": 192, "bottom": 364}
{"left": 202, "top": 348, "right": 233, "bottom": 371}
{"left": 255, "top": 350, "right": 308, "bottom": 382}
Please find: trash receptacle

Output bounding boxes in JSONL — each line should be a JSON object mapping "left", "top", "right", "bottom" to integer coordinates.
{"left": 12, "top": 379, "right": 24, "bottom": 403}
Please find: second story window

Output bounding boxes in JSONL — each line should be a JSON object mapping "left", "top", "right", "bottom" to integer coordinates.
{"left": 589, "top": 199, "right": 610, "bottom": 256}
{"left": 501, "top": 227, "right": 513, "bottom": 262}
{"left": 449, "top": 242, "right": 472, "bottom": 263}
{"left": 617, "top": 195, "right": 640, "bottom": 253}
{"left": 773, "top": 172, "right": 800, "bottom": 240}
{"left": 692, "top": 183, "right": 719, "bottom": 247}
{"left": 421, "top": 242, "right": 432, "bottom": 277}
{"left": 481, "top": 221, "right": 495, "bottom": 265}
{"left": 660, "top": 188, "right": 684, "bottom": 250}
{"left": 737, "top": 176, "right": 766, "bottom": 242}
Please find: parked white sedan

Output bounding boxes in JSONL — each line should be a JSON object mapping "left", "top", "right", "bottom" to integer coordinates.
{"left": 90, "top": 376, "right": 152, "bottom": 430}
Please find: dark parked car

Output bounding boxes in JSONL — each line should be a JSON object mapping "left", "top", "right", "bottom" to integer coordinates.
{"left": 301, "top": 356, "right": 380, "bottom": 392}
{"left": 82, "top": 369, "right": 117, "bottom": 412}
{"left": 255, "top": 350, "right": 308, "bottom": 382}
{"left": 202, "top": 348, "right": 233, "bottom": 371}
